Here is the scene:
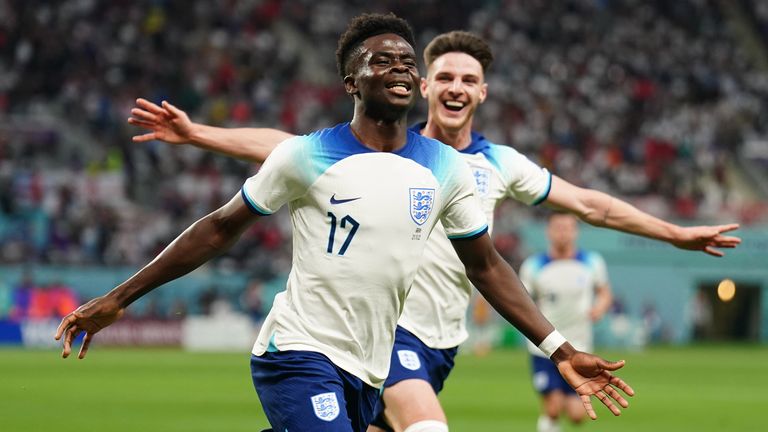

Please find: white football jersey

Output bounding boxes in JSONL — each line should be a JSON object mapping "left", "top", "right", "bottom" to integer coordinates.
{"left": 242, "top": 123, "right": 488, "bottom": 387}
{"left": 519, "top": 250, "right": 609, "bottom": 357}
{"left": 397, "top": 126, "right": 552, "bottom": 348}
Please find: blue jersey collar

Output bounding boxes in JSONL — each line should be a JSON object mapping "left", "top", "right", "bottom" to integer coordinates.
{"left": 409, "top": 122, "right": 490, "bottom": 155}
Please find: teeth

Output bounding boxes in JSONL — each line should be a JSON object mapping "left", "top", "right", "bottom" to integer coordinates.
{"left": 388, "top": 82, "right": 409, "bottom": 89}
{"left": 445, "top": 101, "right": 464, "bottom": 108}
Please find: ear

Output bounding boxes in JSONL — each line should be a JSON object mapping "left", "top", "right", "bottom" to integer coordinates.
{"left": 420, "top": 77, "right": 428, "bottom": 99}
{"left": 478, "top": 82, "right": 488, "bottom": 104}
{"left": 344, "top": 75, "right": 358, "bottom": 97}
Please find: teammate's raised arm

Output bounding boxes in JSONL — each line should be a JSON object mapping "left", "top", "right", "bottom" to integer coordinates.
{"left": 450, "top": 234, "right": 634, "bottom": 419}
{"left": 128, "top": 98, "right": 294, "bottom": 163}
{"left": 543, "top": 175, "right": 741, "bottom": 257}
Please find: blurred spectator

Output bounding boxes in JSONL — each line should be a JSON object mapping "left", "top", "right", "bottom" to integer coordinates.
{"left": 240, "top": 279, "right": 265, "bottom": 324}
{"left": 9, "top": 271, "right": 36, "bottom": 321}
{"left": 1, "top": 0, "right": 767, "bottom": 319}
{"left": 26, "top": 280, "right": 78, "bottom": 320}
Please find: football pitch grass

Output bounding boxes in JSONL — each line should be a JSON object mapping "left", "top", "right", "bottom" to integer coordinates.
{"left": 2, "top": 344, "right": 765, "bottom": 431}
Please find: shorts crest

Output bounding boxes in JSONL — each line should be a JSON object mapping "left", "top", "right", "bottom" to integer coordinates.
{"left": 397, "top": 349, "right": 422, "bottom": 371}
{"left": 409, "top": 188, "right": 435, "bottom": 226}
{"left": 310, "top": 392, "right": 340, "bottom": 422}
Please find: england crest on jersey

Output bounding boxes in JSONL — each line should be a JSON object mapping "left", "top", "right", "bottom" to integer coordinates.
{"left": 409, "top": 188, "right": 435, "bottom": 226}
{"left": 472, "top": 167, "right": 490, "bottom": 197}
{"left": 311, "top": 392, "right": 340, "bottom": 422}
{"left": 397, "top": 350, "right": 422, "bottom": 371}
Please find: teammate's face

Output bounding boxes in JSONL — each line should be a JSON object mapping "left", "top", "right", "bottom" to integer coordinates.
{"left": 421, "top": 52, "right": 488, "bottom": 132}
{"left": 547, "top": 214, "right": 579, "bottom": 250}
{"left": 345, "top": 33, "right": 420, "bottom": 120}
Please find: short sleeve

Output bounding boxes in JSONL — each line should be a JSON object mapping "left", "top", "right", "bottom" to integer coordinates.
{"left": 439, "top": 154, "right": 489, "bottom": 240}
{"left": 588, "top": 252, "right": 609, "bottom": 286}
{"left": 241, "top": 137, "right": 309, "bottom": 215}
{"left": 491, "top": 145, "right": 552, "bottom": 206}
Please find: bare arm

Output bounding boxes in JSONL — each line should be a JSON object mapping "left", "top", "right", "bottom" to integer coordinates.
{"left": 589, "top": 282, "right": 613, "bottom": 322}
{"left": 55, "top": 193, "right": 259, "bottom": 358}
{"left": 128, "top": 98, "right": 294, "bottom": 163}
{"left": 545, "top": 175, "right": 741, "bottom": 256}
{"left": 452, "top": 234, "right": 634, "bottom": 418}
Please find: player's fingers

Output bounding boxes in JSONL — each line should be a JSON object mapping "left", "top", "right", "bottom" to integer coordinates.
{"left": 716, "top": 223, "right": 740, "bottom": 234}
{"left": 596, "top": 358, "right": 625, "bottom": 371}
{"left": 131, "top": 108, "right": 160, "bottom": 123}
{"left": 596, "top": 390, "right": 622, "bottom": 416}
{"left": 714, "top": 236, "right": 741, "bottom": 246}
{"left": 136, "top": 98, "right": 166, "bottom": 114}
{"left": 127, "top": 117, "right": 159, "bottom": 128}
{"left": 609, "top": 375, "right": 635, "bottom": 396}
{"left": 580, "top": 394, "right": 597, "bottom": 420}
{"left": 78, "top": 333, "right": 94, "bottom": 359}
{"left": 704, "top": 246, "right": 724, "bottom": 257}
{"left": 161, "top": 100, "right": 184, "bottom": 117}
{"left": 131, "top": 133, "right": 159, "bottom": 143}
{"left": 62, "top": 325, "right": 80, "bottom": 358}
{"left": 604, "top": 385, "right": 630, "bottom": 408}
{"left": 54, "top": 314, "right": 75, "bottom": 340}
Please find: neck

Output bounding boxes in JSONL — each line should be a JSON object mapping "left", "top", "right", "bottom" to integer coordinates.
{"left": 350, "top": 108, "right": 409, "bottom": 152}
{"left": 421, "top": 118, "right": 473, "bottom": 150}
{"left": 548, "top": 245, "right": 576, "bottom": 260}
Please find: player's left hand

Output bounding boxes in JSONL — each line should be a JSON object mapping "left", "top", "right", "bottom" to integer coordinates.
{"left": 555, "top": 351, "right": 635, "bottom": 419}
{"left": 671, "top": 223, "right": 741, "bottom": 257}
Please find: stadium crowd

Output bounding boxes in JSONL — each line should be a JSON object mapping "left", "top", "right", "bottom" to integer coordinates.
{"left": 2, "top": 0, "right": 766, "bottom": 277}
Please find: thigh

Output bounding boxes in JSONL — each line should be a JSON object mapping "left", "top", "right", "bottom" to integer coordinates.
{"left": 251, "top": 351, "right": 359, "bottom": 432}
{"left": 381, "top": 378, "right": 446, "bottom": 430}
{"left": 370, "top": 327, "right": 456, "bottom": 430}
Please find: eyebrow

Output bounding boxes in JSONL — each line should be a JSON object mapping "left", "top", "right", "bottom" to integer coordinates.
{"left": 371, "top": 51, "right": 416, "bottom": 59}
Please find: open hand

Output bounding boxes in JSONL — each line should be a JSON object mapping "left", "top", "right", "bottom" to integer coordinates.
{"left": 128, "top": 98, "right": 194, "bottom": 145}
{"left": 54, "top": 296, "right": 125, "bottom": 359}
{"left": 556, "top": 351, "right": 635, "bottom": 419}
{"left": 672, "top": 224, "right": 741, "bottom": 257}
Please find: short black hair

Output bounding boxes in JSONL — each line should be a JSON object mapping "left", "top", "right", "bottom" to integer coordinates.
{"left": 423, "top": 31, "right": 493, "bottom": 73}
{"left": 335, "top": 12, "right": 416, "bottom": 78}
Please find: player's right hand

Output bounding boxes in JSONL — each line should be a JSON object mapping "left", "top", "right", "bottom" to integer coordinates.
{"left": 128, "top": 98, "right": 194, "bottom": 145}
{"left": 54, "top": 295, "right": 125, "bottom": 359}
{"left": 555, "top": 351, "right": 635, "bottom": 419}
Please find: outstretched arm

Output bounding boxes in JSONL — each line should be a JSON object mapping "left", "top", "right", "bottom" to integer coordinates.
{"left": 452, "top": 234, "right": 634, "bottom": 419}
{"left": 128, "top": 98, "right": 295, "bottom": 163}
{"left": 545, "top": 176, "right": 741, "bottom": 256}
{"left": 54, "top": 193, "right": 259, "bottom": 359}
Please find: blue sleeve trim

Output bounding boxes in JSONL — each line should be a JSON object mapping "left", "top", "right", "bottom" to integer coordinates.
{"left": 531, "top": 172, "right": 552, "bottom": 206}
{"left": 448, "top": 225, "right": 489, "bottom": 241}
{"left": 240, "top": 187, "right": 272, "bottom": 216}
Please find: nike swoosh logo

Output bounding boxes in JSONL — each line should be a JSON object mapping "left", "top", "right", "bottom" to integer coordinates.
{"left": 330, "top": 194, "right": 362, "bottom": 205}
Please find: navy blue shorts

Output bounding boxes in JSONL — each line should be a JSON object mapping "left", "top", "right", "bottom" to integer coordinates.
{"left": 251, "top": 350, "right": 379, "bottom": 432}
{"left": 370, "top": 326, "right": 458, "bottom": 430}
{"left": 530, "top": 354, "right": 576, "bottom": 395}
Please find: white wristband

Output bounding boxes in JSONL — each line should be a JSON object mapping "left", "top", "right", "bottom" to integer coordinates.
{"left": 538, "top": 330, "right": 567, "bottom": 358}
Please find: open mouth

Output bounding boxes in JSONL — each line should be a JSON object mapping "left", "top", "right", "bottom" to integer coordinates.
{"left": 443, "top": 100, "right": 465, "bottom": 112}
{"left": 386, "top": 81, "right": 412, "bottom": 96}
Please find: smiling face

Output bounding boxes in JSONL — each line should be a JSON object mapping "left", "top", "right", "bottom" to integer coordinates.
{"left": 421, "top": 52, "right": 488, "bottom": 133}
{"left": 345, "top": 33, "right": 421, "bottom": 122}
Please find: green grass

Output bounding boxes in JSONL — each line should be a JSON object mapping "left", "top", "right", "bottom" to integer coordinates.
{"left": 1, "top": 345, "right": 766, "bottom": 431}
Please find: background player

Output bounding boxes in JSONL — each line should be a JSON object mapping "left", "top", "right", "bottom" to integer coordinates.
{"left": 126, "top": 31, "right": 734, "bottom": 432}
{"left": 58, "top": 14, "right": 633, "bottom": 432}
{"left": 520, "top": 212, "right": 614, "bottom": 432}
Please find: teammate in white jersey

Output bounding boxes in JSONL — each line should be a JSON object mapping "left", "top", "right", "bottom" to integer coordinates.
{"left": 57, "top": 15, "right": 633, "bottom": 432}
{"left": 521, "top": 212, "right": 614, "bottom": 432}
{"left": 127, "top": 29, "right": 740, "bottom": 431}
